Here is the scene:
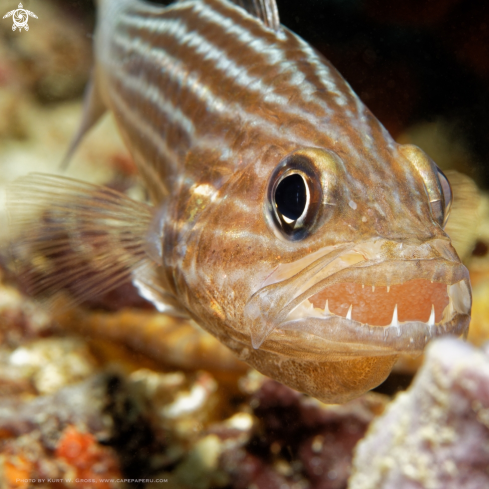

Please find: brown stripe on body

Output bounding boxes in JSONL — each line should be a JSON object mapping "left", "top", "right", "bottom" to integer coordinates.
{"left": 115, "top": 2, "right": 362, "bottom": 144}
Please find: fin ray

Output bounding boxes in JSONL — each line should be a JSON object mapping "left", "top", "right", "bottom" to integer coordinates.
{"left": 133, "top": 265, "right": 189, "bottom": 318}
{"left": 231, "top": 0, "right": 280, "bottom": 31}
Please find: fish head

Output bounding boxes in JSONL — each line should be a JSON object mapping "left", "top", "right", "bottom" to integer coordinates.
{"left": 180, "top": 140, "right": 470, "bottom": 362}
{"left": 168, "top": 103, "right": 470, "bottom": 403}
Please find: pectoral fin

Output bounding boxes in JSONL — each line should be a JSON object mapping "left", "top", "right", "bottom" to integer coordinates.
{"left": 7, "top": 173, "right": 182, "bottom": 313}
{"left": 133, "top": 265, "right": 189, "bottom": 318}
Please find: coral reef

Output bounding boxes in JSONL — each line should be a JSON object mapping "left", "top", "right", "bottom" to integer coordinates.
{"left": 218, "top": 377, "right": 387, "bottom": 489}
{"left": 143, "top": 372, "right": 388, "bottom": 489}
{"left": 0, "top": 372, "right": 162, "bottom": 488}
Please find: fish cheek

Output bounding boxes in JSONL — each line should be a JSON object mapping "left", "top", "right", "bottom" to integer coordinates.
{"left": 185, "top": 189, "right": 272, "bottom": 317}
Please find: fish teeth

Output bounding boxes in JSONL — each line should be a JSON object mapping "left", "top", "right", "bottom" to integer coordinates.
{"left": 390, "top": 304, "right": 399, "bottom": 327}
{"left": 323, "top": 299, "right": 331, "bottom": 316}
{"left": 387, "top": 286, "right": 390, "bottom": 293}
{"left": 346, "top": 304, "right": 352, "bottom": 320}
{"left": 428, "top": 304, "right": 435, "bottom": 327}
{"left": 372, "top": 286, "right": 375, "bottom": 292}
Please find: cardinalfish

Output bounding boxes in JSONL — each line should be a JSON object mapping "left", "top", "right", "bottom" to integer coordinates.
{"left": 8, "top": 0, "right": 471, "bottom": 403}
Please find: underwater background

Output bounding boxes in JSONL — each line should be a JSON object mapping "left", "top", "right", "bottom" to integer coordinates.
{"left": 0, "top": 0, "right": 489, "bottom": 488}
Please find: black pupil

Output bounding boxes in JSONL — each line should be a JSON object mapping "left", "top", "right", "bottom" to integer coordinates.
{"left": 275, "top": 174, "right": 307, "bottom": 221}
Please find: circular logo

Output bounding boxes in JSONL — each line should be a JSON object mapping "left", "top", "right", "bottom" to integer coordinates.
{"left": 13, "top": 9, "right": 28, "bottom": 31}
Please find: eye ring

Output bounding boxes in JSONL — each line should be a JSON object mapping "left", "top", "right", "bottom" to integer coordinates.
{"left": 435, "top": 166, "right": 452, "bottom": 228}
{"left": 267, "top": 153, "right": 322, "bottom": 240}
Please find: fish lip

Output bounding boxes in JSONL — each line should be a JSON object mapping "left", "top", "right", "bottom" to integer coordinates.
{"left": 277, "top": 262, "right": 470, "bottom": 355}
{"left": 244, "top": 238, "right": 471, "bottom": 352}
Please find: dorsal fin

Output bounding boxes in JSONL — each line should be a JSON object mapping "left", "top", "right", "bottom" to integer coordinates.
{"left": 231, "top": 0, "right": 280, "bottom": 31}
{"left": 59, "top": 69, "right": 106, "bottom": 170}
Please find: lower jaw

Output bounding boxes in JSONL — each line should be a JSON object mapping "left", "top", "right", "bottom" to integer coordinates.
{"left": 269, "top": 310, "right": 471, "bottom": 359}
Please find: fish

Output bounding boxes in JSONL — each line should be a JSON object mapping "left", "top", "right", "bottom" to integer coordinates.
{"left": 7, "top": 0, "right": 471, "bottom": 403}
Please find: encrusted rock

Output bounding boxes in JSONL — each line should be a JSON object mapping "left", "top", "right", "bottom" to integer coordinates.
{"left": 7, "top": 337, "right": 97, "bottom": 395}
{"left": 349, "top": 337, "right": 489, "bottom": 489}
{"left": 0, "top": 373, "right": 165, "bottom": 487}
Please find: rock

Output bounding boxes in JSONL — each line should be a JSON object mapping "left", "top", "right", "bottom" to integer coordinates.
{"left": 349, "top": 337, "right": 489, "bottom": 489}
{"left": 7, "top": 337, "right": 97, "bottom": 395}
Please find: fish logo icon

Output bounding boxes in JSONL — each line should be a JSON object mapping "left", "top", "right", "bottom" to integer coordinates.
{"left": 3, "top": 3, "right": 37, "bottom": 31}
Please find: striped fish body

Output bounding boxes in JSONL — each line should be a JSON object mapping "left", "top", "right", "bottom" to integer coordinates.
{"left": 9, "top": 0, "right": 471, "bottom": 402}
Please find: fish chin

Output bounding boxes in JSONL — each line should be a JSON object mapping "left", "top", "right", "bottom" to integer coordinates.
{"left": 244, "top": 238, "right": 471, "bottom": 356}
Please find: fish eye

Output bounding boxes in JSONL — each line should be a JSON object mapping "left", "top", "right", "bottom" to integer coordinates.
{"left": 425, "top": 165, "right": 452, "bottom": 228}
{"left": 275, "top": 173, "right": 308, "bottom": 222}
{"left": 268, "top": 153, "right": 322, "bottom": 240}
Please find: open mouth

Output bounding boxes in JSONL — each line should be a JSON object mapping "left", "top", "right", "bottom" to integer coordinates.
{"left": 289, "top": 279, "right": 464, "bottom": 327}
{"left": 245, "top": 239, "right": 471, "bottom": 354}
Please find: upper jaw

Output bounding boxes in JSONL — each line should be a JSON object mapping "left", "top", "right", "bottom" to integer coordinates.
{"left": 244, "top": 238, "right": 471, "bottom": 354}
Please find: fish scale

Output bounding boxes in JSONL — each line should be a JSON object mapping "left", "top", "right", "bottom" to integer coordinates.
{"left": 7, "top": 0, "right": 471, "bottom": 403}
